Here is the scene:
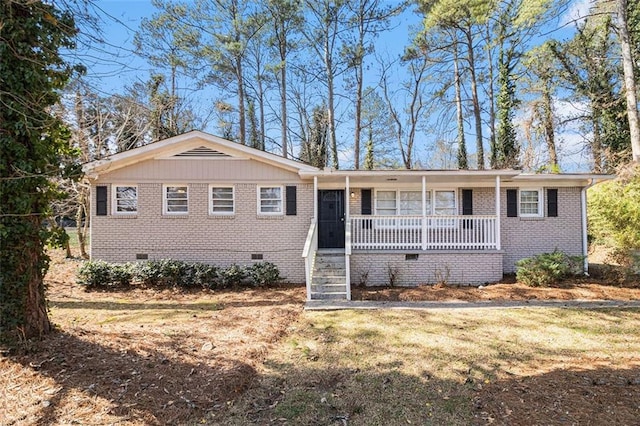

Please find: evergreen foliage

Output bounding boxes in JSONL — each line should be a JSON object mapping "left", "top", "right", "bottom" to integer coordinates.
{"left": 0, "top": 1, "right": 79, "bottom": 341}
{"left": 588, "top": 165, "right": 640, "bottom": 270}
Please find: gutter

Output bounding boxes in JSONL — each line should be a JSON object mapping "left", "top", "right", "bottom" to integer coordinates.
{"left": 581, "top": 178, "right": 597, "bottom": 275}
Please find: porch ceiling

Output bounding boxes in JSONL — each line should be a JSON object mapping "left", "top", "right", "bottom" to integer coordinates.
{"left": 302, "top": 169, "right": 520, "bottom": 187}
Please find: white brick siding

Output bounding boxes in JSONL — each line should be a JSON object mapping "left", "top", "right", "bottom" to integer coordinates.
{"left": 350, "top": 251, "right": 503, "bottom": 286}
{"left": 91, "top": 182, "right": 313, "bottom": 283}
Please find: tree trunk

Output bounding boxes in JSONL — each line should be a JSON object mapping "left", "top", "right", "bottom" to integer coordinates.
{"left": 592, "top": 109, "right": 603, "bottom": 173}
{"left": 354, "top": 65, "right": 363, "bottom": 169}
{"left": 542, "top": 78, "right": 558, "bottom": 168}
{"left": 486, "top": 25, "right": 497, "bottom": 169}
{"left": 237, "top": 58, "right": 246, "bottom": 145}
{"left": 280, "top": 59, "right": 288, "bottom": 157}
{"left": 465, "top": 28, "right": 484, "bottom": 170}
{"left": 453, "top": 39, "right": 468, "bottom": 170}
{"left": 22, "top": 218, "right": 51, "bottom": 339}
{"left": 616, "top": 0, "right": 640, "bottom": 162}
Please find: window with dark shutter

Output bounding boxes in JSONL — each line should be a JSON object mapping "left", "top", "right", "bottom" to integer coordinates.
{"left": 361, "top": 189, "right": 372, "bottom": 229}
{"left": 286, "top": 186, "right": 297, "bottom": 215}
{"left": 506, "top": 189, "right": 518, "bottom": 217}
{"left": 96, "top": 186, "right": 107, "bottom": 216}
{"left": 547, "top": 188, "right": 558, "bottom": 217}
{"left": 462, "top": 189, "right": 473, "bottom": 228}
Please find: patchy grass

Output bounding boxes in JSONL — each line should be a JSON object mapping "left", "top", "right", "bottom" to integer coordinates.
{"left": 0, "top": 251, "right": 305, "bottom": 425}
{"left": 219, "top": 308, "right": 640, "bottom": 425}
{"left": 2, "top": 250, "right": 640, "bottom": 425}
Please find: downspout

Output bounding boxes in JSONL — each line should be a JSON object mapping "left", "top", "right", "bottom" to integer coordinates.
{"left": 495, "top": 176, "right": 501, "bottom": 250}
{"left": 581, "top": 178, "right": 596, "bottom": 275}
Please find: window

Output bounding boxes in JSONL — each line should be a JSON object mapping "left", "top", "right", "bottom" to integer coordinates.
{"left": 164, "top": 185, "right": 188, "bottom": 214}
{"left": 210, "top": 186, "right": 234, "bottom": 215}
{"left": 114, "top": 185, "right": 137, "bottom": 214}
{"left": 434, "top": 190, "right": 456, "bottom": 216}
{"left": 399, "top": 191, "right": 422, "bottom": 215}
{"left": 376, "top": 191, "right": 397, "bottom": 215}
{"left": 258, "top": 186, "right": 283, "bottom": 215}
{"left": 520, "top": 189, "right": 542, "bottom": 217}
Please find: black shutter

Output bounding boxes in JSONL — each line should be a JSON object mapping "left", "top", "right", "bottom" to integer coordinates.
{"left": 462, "top": 189, "right": 473, "bottom": 229}
{"left": 547, "top": 188, "right": 558, "bottom": 217}
{"left": 96, "top": 185, "right": 107, "bottom": 216}
{"left": 286, "top": 186, "right": 297, "bottom": 215}
{"left": 506, "top": 189, "right": 518, "bottom": 217}
{"left": 361, "top": 189, "right": 372, "bottom": 229}
{"left": 361, "top": 189, "right": 372, "bottom": 215}
{"left": 462, "top": 189, "right": 473, "bottom": 215}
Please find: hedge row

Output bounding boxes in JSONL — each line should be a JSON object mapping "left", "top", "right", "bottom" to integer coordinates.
{"left": 77, "top": 259, "right": 282, "bottom": 289}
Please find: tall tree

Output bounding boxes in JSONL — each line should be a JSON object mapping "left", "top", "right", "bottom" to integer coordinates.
{"left": 418, "top": 0, "right": 489, "bottom": 168}
{"left": 342, "top": 0, "right": 400, "bottom": 169}
{"left": 300, "top": 105, "right": 328, "bottom": 167}
{"left": 381, "top": 48, "right": 431, "bottom": 169}
{"left": 266, "top": 0, "right": 303, "bottom": 158}
{"left": 0, "top": 1, "right": 78, "bottom": 340}
{"left": 614, "top": 0, "right": 640, "bottom": 162}
{"left": 452, "top": 36, "right": 468, "bottom": 169}
{"left": 303, "top": 0, "right": 348, "bottom": 169}
{"left": 551, "top": 18, "right": 630, "bottom": 172}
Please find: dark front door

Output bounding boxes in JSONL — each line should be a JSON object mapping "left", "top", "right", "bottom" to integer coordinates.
{"left": 318, "top": 190, "right": 345, "bottom": 249}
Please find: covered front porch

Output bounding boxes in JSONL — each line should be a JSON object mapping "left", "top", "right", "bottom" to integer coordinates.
{"left": 301, "top": 170, "right": 518, "bottom": 300}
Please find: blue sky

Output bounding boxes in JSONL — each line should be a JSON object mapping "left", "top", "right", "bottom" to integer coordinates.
{"left": 78, "top": 0, "right": 592, "bottom": 170}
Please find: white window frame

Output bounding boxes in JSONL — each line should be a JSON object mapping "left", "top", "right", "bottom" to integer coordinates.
{"left": 374, "top": 189, "right": 458, "bottom": 229}
{"left": 209, "top": 185, "right": 235, "bottom": 215}
{"left": 519, "top": 188, "right": 543, "bottom": 218}
{"left": 163, "top": 184, "right": 189, "bottom": 215}
{"left": 257, "top": 185, "right": 283, "bottom": 216}
{"left": 112, "top": 184, "right": 138, "bottom": 215}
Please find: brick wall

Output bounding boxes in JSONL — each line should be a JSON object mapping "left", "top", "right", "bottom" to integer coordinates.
{"left": 91, "top": 182, "right": 314, "bottom": 283}
{"left": 500, "top": 187, "right": 583, "bottom": 272}
{"left": 350, "top": 251, "right": 504, "bottom": 286}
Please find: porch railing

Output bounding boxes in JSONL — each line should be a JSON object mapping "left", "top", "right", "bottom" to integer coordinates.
{"left": 302, "top": 219, "right": 318, "bottom": 301}
{"left": 350, "top": 215, "right": 497, "bottom": 250}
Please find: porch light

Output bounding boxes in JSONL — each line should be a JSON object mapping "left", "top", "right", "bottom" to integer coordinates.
{"left": 350, "top": 191, "right": 355, "bottom": 198}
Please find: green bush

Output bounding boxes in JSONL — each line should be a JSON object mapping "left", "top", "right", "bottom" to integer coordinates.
{"left": 515, "top": 251, "right": 584, "bottom": 287}
{"left": 134, "top": 259, "right": 188, "bottom": 287}
{"left": 76, "top": 259, "right": 282, "bottom": 290}
{"left": 77, "top": 260, "right": 133, "bottom": 287}
{"left": 183, "top": 263, "right": 220, "bottom": 288}
{"left": 219, "top": 263, "right": 247, "bottom": 287}
{"left": 589, "top": 165, "right": 640, "bottom": 270}
{"left": 247, "top": 262, "right": 282, "bottom": 286}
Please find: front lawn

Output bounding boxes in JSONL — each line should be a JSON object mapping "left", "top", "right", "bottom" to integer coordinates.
{"left": 220, "top": 308, "right": 640, "bottom": 425}
{"left": 2, "top": 251, "right": 639, "bottom": 425}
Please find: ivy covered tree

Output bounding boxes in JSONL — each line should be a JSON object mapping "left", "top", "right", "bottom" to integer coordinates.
{"left": 0, "top": 1, "right": 79, "bottom": 341}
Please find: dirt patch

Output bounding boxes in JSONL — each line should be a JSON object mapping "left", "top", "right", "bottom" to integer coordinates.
{"left": 0, "top": 251, "right": 305, "bottom": 425}
{"left": 474, "top": 363, "right": 640, "bottom": 425}
{"left": 352, "top": 275, "right": 640, "bottom": 303}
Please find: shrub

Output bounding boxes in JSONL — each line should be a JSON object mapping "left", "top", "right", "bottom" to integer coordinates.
{"left": 134, "top": 259, "right": 188, "bottom": 287}
{"left": 76, "top": 259, "right": 282, "bottom": 290}
{"left": 515, "top": 251, "right": 584, "bottom": 287}
{"left": 183, "top": 263, "right": 220, "bottom": 289}
{"left": 77, "top": 260, "right": 133, "bottom": 287}
{"left": 247, "top": 262, "right": 282, "bottom": 286}
{"left": 588, "top": 165, "right": 640, "bottom": 270}
{"left": 219, "top": 263, "right": 247, "bottom": 288}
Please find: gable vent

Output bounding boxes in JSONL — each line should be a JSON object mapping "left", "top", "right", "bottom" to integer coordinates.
{"left": 174, "top": 146, "right": 231, "bottom": 158}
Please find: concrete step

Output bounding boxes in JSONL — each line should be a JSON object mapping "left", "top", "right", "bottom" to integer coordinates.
{"left": 312, "top": 277, "right": 346, "bottom": 286}
{"left": 311, "top": 282, "right": 347, "bottom": 292}
{"left": 310, "top": 291, "right": 348, "bottom": 300}
{"left": 313, "top": 269, "right": 346, "bottom": 277}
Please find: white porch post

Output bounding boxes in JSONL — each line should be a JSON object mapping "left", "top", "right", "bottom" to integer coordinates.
{"left": 422, "top": 175, "right": 427, "bottom": 250}
{"left": 495, "top": 175, "right": 501, "bottom": 250}
{"left": 345, "top": 176, "right": 351, "bottom": 300}
{"left": 345, "top": 176, "right": 350, "bottom": 222}
{"left": 313, "top": 176, "right": 318, "bottom": 221}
